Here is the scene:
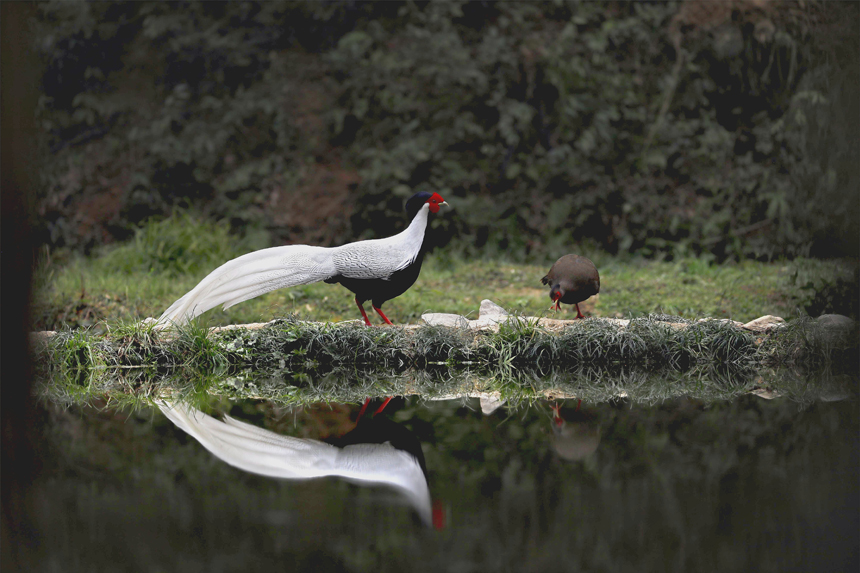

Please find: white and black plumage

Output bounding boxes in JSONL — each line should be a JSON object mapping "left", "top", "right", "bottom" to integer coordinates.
{"left": 157, "top": 399, "right": 433, "bottom": 526}
{"left": 155, "top": 191, "right": 448, "bottom": 328}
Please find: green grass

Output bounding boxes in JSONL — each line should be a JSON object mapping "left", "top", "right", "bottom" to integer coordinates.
{"left": 32, "top": 216, "right": 858, "bottom": 332}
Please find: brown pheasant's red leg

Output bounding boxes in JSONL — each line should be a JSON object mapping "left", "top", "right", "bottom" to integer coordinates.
{"left": 355, "top": 297, "right": 372, "bottom": 326}
{"left": 551, "top": 402, "right": 563, "bottom": 428}
{"left": 373, "top": 305, "right": 394, "bottom": 325}
{"left": 575, "top": 303, "right": 585, "bottom": 319}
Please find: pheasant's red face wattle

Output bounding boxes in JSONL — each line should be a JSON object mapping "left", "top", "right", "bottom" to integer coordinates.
{"left": 426, "top": 192, "right": 446, "bottom": 214}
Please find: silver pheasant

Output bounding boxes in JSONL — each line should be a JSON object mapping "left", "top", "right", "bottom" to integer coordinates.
{"left": 155, "top": 191, "right": 447, "bottom": 328}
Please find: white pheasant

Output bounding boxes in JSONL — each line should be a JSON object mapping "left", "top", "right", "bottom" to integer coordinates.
{"left": 155, "top": 191, "right": 447, "bottom": 328}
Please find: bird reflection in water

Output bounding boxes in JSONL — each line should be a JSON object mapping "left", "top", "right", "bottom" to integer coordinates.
{"left": 548, "top": 400, "right": 601, "bottom": 461}
{"left": 157, "top": 398, "right": 444, "bottom": 529}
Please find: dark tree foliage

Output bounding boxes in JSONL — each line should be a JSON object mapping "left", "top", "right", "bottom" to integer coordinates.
{"left": 33, "top": 0, "right": 859, "bottom": 260}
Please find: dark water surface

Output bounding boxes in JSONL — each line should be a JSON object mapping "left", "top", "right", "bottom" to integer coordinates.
{"left": 13, "top": 390, "right": 859, "bottom": 572}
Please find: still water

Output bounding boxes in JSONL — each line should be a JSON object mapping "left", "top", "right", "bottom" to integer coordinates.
{"left": 12, "top": 387, "right": 860, "bottom": 572}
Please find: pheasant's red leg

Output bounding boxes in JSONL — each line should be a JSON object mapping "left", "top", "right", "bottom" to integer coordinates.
{"left": 373, "top": 305, "right": 394, "bottom": 325}
{"left": 374, "top": 396, "right": 393, "bottom": 415}
{"left": 358, "top": 397, "right": 392, "bottom": 422}
{"left": 355, "top": 297, "right": 372, "bottom": 326}
{"left": 357, "top": 398, "right": 371, "bottom": 421}
{"left": 575, "top": 303, "right": 585, "bottom": 319}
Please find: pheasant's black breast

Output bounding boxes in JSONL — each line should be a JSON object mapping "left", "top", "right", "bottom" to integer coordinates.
{"left": 327, "top": 250, "right": 426, "bottom": 307}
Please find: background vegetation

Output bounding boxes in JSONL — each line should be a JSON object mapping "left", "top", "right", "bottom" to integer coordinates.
{"left": 33, "top": 0, "right": 859, "bottom": 263}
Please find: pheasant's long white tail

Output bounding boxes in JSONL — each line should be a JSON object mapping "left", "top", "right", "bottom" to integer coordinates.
{"left": 155, "top": 244, "right": 336, "bottom": 328}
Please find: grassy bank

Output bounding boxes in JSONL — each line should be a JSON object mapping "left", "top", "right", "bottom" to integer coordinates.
{"left": 32, "top": 217, "right": 859, "bottom": 332}
{"left": 34, "top": 311, "right": 858, "bottom": 410}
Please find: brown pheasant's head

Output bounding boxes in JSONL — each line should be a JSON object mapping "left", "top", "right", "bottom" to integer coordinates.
{"left": 549, "top": 285, "right": 563, "bottom": 310}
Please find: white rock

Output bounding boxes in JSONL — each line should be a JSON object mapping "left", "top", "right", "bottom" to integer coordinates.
{"left": 421, "top": 313, "right": 471, "bottom": 328}
{"left": 751, "top": 388, "right": 781, "bottom": 400}
{"left": 742, "top": 315, "right": 785, "bottom": 332}
{"left": 479, "top": 299, "right": 509, "bottom": 317}
{"left": 699, "top": 318, "right": 745, "bottom": 328}
{"left": 478, "top": 392, "right": 506, "bottom": 415}
{"left": 210, "top": 320, "right": 279, "bottom": 333}
{"left": 592, "top": 317, "right": 631, "bottom": 329}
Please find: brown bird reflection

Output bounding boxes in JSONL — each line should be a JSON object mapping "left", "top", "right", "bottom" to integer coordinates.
{"left": 549, "top": 400, "right": 601, "bottom": 461}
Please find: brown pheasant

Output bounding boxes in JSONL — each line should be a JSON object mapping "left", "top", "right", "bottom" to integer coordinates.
{"left": 540, "top": 254, "right": 600, "bottom": 319}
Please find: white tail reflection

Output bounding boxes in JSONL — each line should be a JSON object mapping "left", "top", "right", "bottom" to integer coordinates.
{"left": 157, "top": 401, "right": 432, "bottom": 526}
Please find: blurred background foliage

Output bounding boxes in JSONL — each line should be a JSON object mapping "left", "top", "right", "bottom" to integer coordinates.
{"left": 33, "top": 0, "right": 859, "bottom": 261}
